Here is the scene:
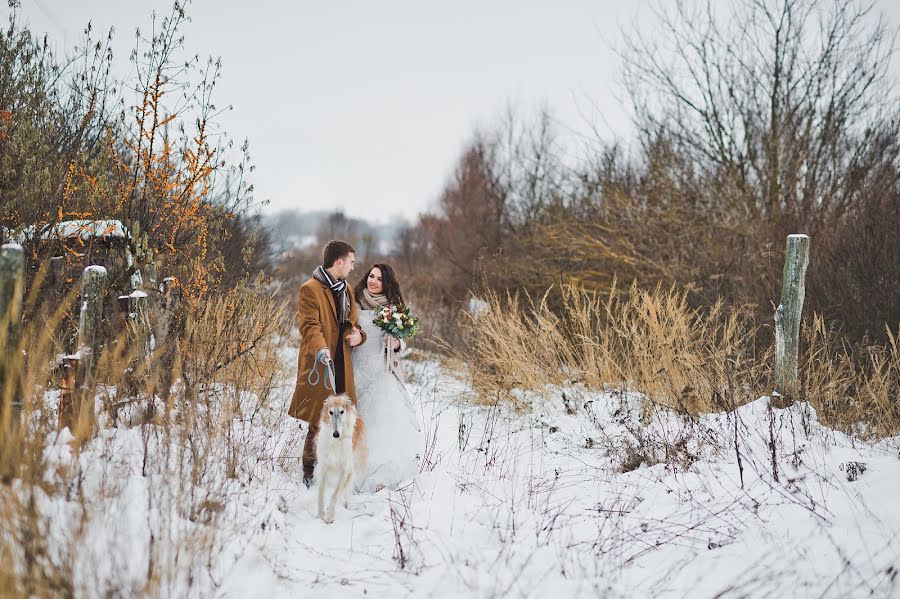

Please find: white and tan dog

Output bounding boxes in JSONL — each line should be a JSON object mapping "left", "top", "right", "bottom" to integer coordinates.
{"left": 316, "top": 394, "right": 367, "bottom": 523}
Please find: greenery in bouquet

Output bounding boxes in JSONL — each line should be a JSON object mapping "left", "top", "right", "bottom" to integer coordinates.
{"left": 373, "top": 305, "right": 421, "bottom": 339}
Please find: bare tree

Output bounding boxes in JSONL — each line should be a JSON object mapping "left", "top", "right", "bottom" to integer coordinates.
{"left": 622, "top": 0, "right": 898, "bottom": 224}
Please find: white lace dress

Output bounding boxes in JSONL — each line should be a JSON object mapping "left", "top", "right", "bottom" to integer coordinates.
{"left": 351, "top": 309, "right": 422, "bottom": 492}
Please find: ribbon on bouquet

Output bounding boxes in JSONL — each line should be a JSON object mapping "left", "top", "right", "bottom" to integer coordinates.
{"left": 307, "top": 347, "right": 336, "bottom": 391}
{"left": 385, "top": 335, "right": 395, "bottom": 373}
{"left": 384, "top": 335, "right": 406, "bottom": 383}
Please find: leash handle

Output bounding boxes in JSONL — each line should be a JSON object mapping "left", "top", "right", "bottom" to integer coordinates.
{"left": 307, "top": 348, "right": 336, "bottom": 391}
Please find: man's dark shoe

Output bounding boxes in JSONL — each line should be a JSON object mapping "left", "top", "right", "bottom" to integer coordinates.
{"left": 303, "top": 473, "right": 314, "bottom": 489}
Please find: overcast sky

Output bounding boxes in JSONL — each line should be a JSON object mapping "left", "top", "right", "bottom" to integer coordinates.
{"left": 5, "top": 1, "right": 900, "bottom": 224}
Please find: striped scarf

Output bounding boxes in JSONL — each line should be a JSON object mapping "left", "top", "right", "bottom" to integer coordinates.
{"left": 312, "top": 265, "right": 350, "bottom": 324}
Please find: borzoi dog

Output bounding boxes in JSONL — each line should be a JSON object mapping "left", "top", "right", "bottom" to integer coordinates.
{"left": 316, "top": 394, "right": 367, "bottom": 523}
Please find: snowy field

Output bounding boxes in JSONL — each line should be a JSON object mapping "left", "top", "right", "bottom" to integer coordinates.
{"left": 39, "top": 345, "right": 900, "bottom": 598}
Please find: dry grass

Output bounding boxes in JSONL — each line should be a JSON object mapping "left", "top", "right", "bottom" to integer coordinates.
{"left": 461, "top": 289, "right": 568, "bottom": 406}
{"left": 0, "top": 278, "right": 289, "bottom": 597}
{"left": 464, "top": 281, "right": 899, "bottom": 434}
{"left": 464, "top": 283, "right": 768, "bottom": 414}
{"left": 801, "top": 316, "right": 900, "bottom": 436}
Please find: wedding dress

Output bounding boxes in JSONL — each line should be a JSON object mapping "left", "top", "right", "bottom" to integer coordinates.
{"left": 351, "top": 309, "right": 422, "bottom": 492}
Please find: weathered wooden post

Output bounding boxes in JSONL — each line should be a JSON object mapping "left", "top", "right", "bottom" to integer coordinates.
{"left": 77, "top": 266, "right": 108, "bottom": 378}
{"left": 58, "top": 355, "right": 80, "bottom": 430}
{"left": 157, "top": 277, "right": 181, "bottom": 346}
{"left": 58, "top": 266, "right": 108, "bottom": 430}
{"left": 49, "top": 255, "right": 65, "bottom": 300}
{"left": 773, "top": 234, "right": 810, "bottom": 407}
{"left": 118, "top": 291, "right": 152, "bottom": 353}
{"left": 0, "top": 243, "right": 25, "bottom": 428}
{"left": 117, "top": 289, "right": 151, "bottom": 398}
{"left": 117, "top": 294, "right": 131, "bottom": 333}
{"left": 157, "top": 277, "right": 182, "bottom": 400}
{"left": 129, "top": 290, "right": 152, "bottom": 358}
{"left": 129, "top": 269, "right": 143, "bottom": 293}
{"left": 144, "top": 262, "right": 158, "bottom": 290}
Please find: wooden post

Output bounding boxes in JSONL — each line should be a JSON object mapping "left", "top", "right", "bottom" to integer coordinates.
{"left": 144, "top": 262, "right": 158, "bottom": 288}
{"left": 118, "top": 291, "right": 151, "bottom": 355}
{"left": 49, "top": 255, "right": 65, "bottom": 299}
{"left": 157, "top": 277, "right": 182, "bottom": 399}
{"left": 129, "top": 290, "right": 152, "bottom": 358}
{"left": 77, "top": 266, "right": 107, "bottom": 377}
{"left": 58, "top": 355, "right": 80, "bottom": 430}
{"left": 0, "top": 243, "right": 25, "bottom": 427}
{"left": 117, "top": 294, "right": 130, "bottom": 333}
{"left": 117, "top": 289, "right": 151, "bottom": 397}
{"left": 157, "top": 277, "right": 181, "bottom": 346}
{"left": 773, "top": 234, "right": 810, "bottom": 407}
{"left": 130, "top": 269, "right": 143, "bottom": 293}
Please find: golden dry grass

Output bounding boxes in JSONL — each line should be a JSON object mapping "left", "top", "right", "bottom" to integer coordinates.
{"left": 801, "top": 316, "right": 900, "bottom": 436}
{"left": 463, "top": 283, "right": 767, "bottom": 413}
{"left": 463, "top": 282, "right": 898, "bottom": 434}
{"left": 0, "top": 277, "right": 288, "bottom": 597}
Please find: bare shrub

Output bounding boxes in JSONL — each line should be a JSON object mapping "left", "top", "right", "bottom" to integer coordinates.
{"left": 388, "top": 489, "right": 424, "bottom": 574}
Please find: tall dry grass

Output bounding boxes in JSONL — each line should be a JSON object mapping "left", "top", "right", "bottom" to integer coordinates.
{"left": 801, "top": 316, "right": 900, "bottom": 436}
{"left": 0, "top": 277, "right": 290, "bottom": 597}
{"left": 464, "top": 283, "right": 768, "bottom": 414}
{"left": 463, "top": 282, "right": 899, "bottom": 434}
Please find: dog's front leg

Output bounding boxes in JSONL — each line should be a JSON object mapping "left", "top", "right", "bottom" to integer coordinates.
{"left": 326, "top": 468, "right": 346, "bottom": 523}
{"left": 341, "top": 472, "right": 353, "bottom": 508}
{"left": 317, "top": 469, "right": 327, "bottom": 521}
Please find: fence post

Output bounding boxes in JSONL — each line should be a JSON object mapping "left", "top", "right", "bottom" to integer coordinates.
{"left": 77, "top": 266, "right": 108, "bottom": 378}
{"left": 144, "top": 262, "right": 158, "bottom": 289}
{"left": 129, "top": 290, "right": 152, "bottom": 358}
{"left": 49, "top": 255, "right": 65, "bottom": 301}
{"left": 58, "top": 355, "right": 80, "bottom": 430}
{"left": 117, "top": 289, "right": 151, "bottom": 397}
{"left": 0, "top": 243, "right": 25, "bottom": 429}
{"left": 156, "top": 277, "right": 182, "bottom": 400}
{"left": 157, "top": 277, "right": 181, "bottom": 346}
{"left": 773, "top": 234, "right": 810, "bottom": 407}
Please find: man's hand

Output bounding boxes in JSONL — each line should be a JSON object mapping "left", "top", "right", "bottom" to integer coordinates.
{"left": 321, "top": 347, "right": 331, "bottom": 361}
{"left": 346, "top": 327, "right": 363, "bottom": 347}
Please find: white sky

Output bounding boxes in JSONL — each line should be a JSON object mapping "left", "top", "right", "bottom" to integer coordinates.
{"left": 5, "top": 1, "right": 900, "bottom": 224}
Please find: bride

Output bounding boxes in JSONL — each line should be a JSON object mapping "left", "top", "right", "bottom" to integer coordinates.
{"left": 352, "top": 263, "right": 422, "bottom": 492}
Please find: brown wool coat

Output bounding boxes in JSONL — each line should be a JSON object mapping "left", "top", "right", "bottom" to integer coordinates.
{"left": 288, "top": 278, "right": 367, "bottom": 423}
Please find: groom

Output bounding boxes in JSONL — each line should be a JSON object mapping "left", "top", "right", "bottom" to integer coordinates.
{"left": 289, "top": 240, "right": 366, "bottom": 487}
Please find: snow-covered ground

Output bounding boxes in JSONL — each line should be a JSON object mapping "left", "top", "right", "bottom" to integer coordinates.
{"left": 38, "top": 345, "right": 900, "bottom": 598}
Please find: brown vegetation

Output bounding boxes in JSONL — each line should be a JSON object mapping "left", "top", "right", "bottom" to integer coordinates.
{"left": 393, "top": 0, "right": 899, "bottom": 431}
{"left": 0, "top": 3, "right": 287, "bottom": 594}
{"left": 0, "top": 3, "right": 270, "bottom": 306}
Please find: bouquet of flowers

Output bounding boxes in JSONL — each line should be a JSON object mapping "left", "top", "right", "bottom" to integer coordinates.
{"left": 373, "top": 304, "right": 421, "bottom": 339}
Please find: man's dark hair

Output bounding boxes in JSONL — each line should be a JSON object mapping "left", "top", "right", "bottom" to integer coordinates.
{"left": 323, "top": 240, "right": 356, "bottom": 268}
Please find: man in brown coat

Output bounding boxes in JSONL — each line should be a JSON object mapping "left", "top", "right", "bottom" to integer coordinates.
{"left": 289, "top": 240, "right": 366, "bottom": 487}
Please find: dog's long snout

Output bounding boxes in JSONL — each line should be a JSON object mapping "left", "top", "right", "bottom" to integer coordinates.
{"left": 331, "top": 410, "right": 341, "bottom": 439}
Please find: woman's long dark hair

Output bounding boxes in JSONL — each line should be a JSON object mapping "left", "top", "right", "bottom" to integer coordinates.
{"left": 355, "top": 263, "right": 405, "bottom": 306}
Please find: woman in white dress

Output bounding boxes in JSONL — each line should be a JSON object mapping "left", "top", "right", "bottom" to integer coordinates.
{"left": 351, "top": 263, "right": 422, "bottom": 492}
